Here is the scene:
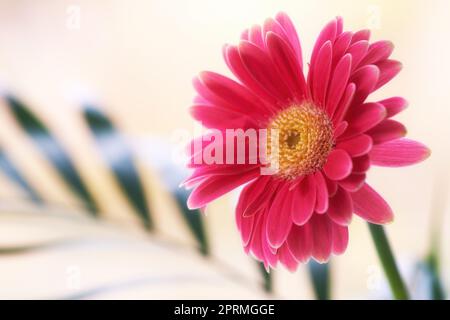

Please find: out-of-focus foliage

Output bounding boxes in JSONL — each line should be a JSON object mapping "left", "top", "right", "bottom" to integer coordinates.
{"left": 5, "top": 96, "right": 98, "bottom": 214}
{"left": 83, "top": 105, "right": 210, "bottom": 256}
{"left": 0, "top": 147, "right": 41, "bottom": 203}
{"left": 1, "top": 95, "right": 211, "bottom": 256}
{"left": 83, "top": 106, "right": 154, "bottom": 230}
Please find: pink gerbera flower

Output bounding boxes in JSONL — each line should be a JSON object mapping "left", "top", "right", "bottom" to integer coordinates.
{"left": 185, "top": 13, "right": 430, "bottom": 271}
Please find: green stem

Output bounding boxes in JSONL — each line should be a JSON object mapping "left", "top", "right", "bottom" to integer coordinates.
{"left": 257, "top": 262, "right": 273, "bottom": 293}
{"left": 426, "top": 250, "right": 446, "bottom": 300}
{"left": 368, "top": 223, "right": 409, "bottom": 300}
{"left": 308, "top": 261, "right": 330, "bottom": 300}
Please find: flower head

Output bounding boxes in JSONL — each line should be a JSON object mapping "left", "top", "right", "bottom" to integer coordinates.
{"left": 185, "top": 13, "right": 430, "bottom": 271}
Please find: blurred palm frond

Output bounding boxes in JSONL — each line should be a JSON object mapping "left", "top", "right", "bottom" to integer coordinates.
{"left": 82, "top": 106, "right": 154, "bottom": 230}
{"left": 4, "top": 96, "right": 98, "bottom": 214}
{"left": 0, "top": 147, "right": 42, "bottom": 203}
{"left": 0, "top": 94, "right": 210, "bottom": 256}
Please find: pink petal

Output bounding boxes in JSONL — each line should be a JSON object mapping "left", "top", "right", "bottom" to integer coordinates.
{"left": 331, "top": 222, "right": 349, "bottom": 255}
{"left": 261, "top": 215, "right": 279, "bottom": 269}
{"left": 314, "top": 171, "right": 329, "bottom": 213}
{"left": 378, "top": 97, "right": 408, "bottom": 118}
{"left": 184, "top": 164, "right": 259, "bottom": 187}
{"left": 310, "top": 19, "right": 337, "bottom": 67}
{"left": 291, "top": 174, "right": 316, "bottom": 225}
{"left": 187, "top": 169, "right": 259, "bottom": 209}
{"left": 343, "top": 102, "right": 386, "bottom": 138}
{"left": 351, "top": 29, "right": 370, "bottom": 44}
{"left": 190, "top": 104, "right": 255, "bottom": 129}
{"left": 239, "top": 214, "right": 257, "bottom": 248}
{"left": 278, "top": 243, "right": 299, "bottom": 272}
{"left": 350, "top": 65, "right": 380, "bottom": 108}
{"left": 326, "top": 54, "right": 352, "bottom": 115}
{"left": 337, "top": 134, "right": 373, "bottom": 157}
{"left": 334, "top": 121, "right": 348, "bottom": 138}
{"left": 249, "top": 24, "right": 264, "bottom": 48}
{"left": 288, "top": 176, "right": 305, "bottom": 191}
{"left": 239, "top": 40, "right": 292, "bottom": 102}
{"left": 311, "top": 41, "right": 333, "bottom": 106}
{"left": 352, "top": 155, "right": 371, "bottom": 174}
{"left": 262, "top": 18, "right": 288, "bottom": 44}
{"left": 347, "top": 40, "right": 369, "bottom": 71}
{"left": 332, "top": 32, "right": 352, "bottom": 64}
{"left": 327, "top": 186, "right": 353, "bottom": 226}
{"left": 240, "top": 176, "right": 272, "bottom": 217}
{"left": 326, "top": 178, "right": 338, "bottom": 197}
{"left": 262, "top": 17, "right": 302, "bottom": 68}
{"left": 336, "top": 16, "right": 344, "bottom": 35}
{"left": 236, "top": 187, "right": 257, "bottom": 246}
{"left": 266, "top": 184, "right": 293, "bottom": 248}
{"left": 338, "top": 173, "right": 366, "bottom": 192}
{"left": 197, "top": 71, "right": 271, "bottom": 117}
{"left": 235, "top": 190, "right": 246, "bottom": 231}
{"left": 287, "top": 223, "right": 313, "bottom": 263}
{"left": 266, "top": 32, "right": 307, "bottom": 100}
{"left": 367, "top": 120, "right": 407, "bottom": 144}
{"left": 310, "top": 214, "right": 332, "bottom": 263}
{"left": 193, "top": 95, "right": 209, "bottom": 104}
{"left": 240, "top": 28, "right": 249, "bottom": 41}
{"left": 370, "top": 138, "right": 431, "bottom": 167}
{"left": 243, "top": 179, "right": 281, "bottom": 217}
{"left": 351, "top": 183, "right": 394, "bottom": 224}
{"left": 332, "top": 83, "right": 356, "bottom": 124}
{"left": 359, "top": 40, "right": 394, "bottom": 66}
{"left": 323, "top": 149, "right": 353, "bottom": 181}
{"left": 247, "top": 213, "right": 265, "bottom": 261}
{"left": 183, "top": 175, "right": 209, "bottom": 190}
{"left": 375, "top": 59, "right": 402, "bottom": 90}
{"left": 275, "top": 12, "right": 304, "bottom": 69}
{"left": 223, "top": 45, "right": 278, "bottom": 106}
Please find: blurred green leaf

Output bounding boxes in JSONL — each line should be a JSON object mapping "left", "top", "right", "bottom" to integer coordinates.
{"left": 0, "top": 147, "right": 42, "bottom": 203}
{"left": 83, "top": 106, "right": 154, "bottom": 230}
{"left": 257, "top": 262, "right": 273, "bottom": 293}
{"left": 5, "top": 96, "right": 98, "bottom": 214}
{"left": 131, "top": 137, "right": 210, "bottom": 256}
{"left": 308, "top": 260, "right": 330, "bottom": 300}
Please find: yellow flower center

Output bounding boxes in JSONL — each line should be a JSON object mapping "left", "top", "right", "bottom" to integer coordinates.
{"left": 267, "top": 102, "right": 334, "bottom": 179}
